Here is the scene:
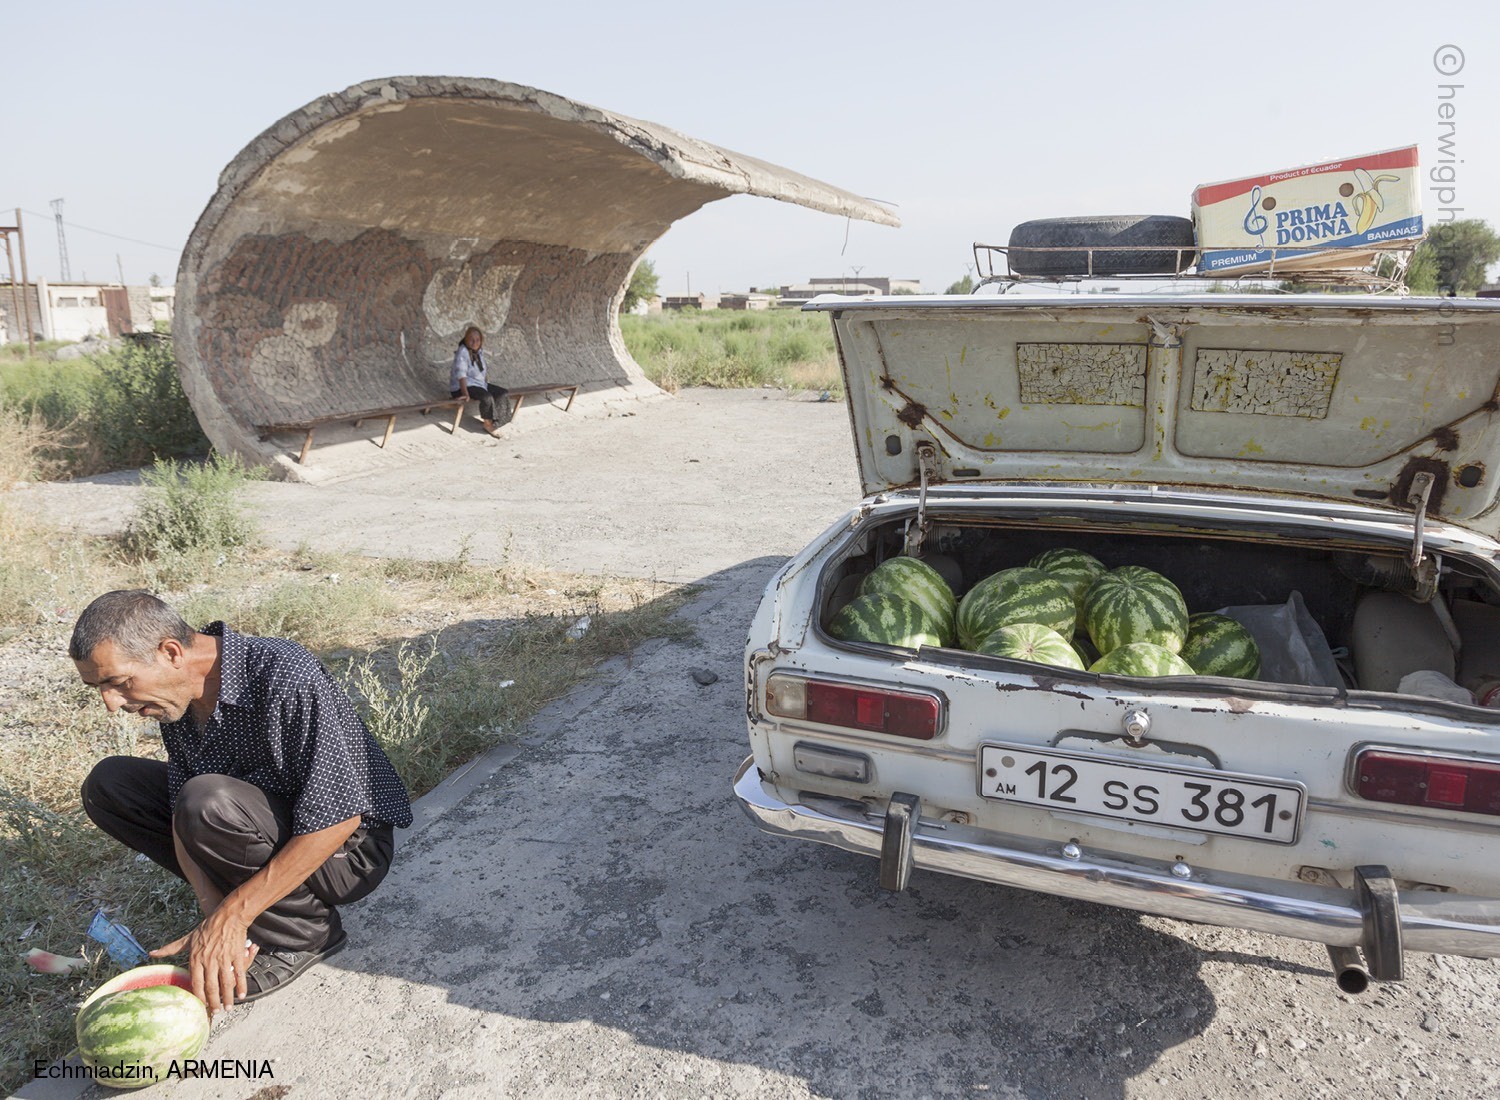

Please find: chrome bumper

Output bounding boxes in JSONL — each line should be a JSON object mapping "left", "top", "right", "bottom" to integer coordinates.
{"left": 733, "top": 756, "right": 1500, "bottom": 962}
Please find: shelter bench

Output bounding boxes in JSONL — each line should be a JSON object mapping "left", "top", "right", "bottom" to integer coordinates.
{"left": 505, "top": 382, "right": 579, "bottom": 413}
{"left": 256, "top": 383, "right": 579, "bottom": 464}
{"left": 257, "top": 398, "right": 467, "bottom": 465}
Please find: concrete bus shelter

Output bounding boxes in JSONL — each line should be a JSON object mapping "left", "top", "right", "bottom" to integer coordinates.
{"left": 174, "top": 76, "right": 898, "bottom": 476}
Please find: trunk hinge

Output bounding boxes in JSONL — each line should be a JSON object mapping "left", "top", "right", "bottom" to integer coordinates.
{"left": 1406, "top": 471, "right": 1440, "bottom": 602}
{"left": 903, "top": 442, "right": 940, "bottom": 558}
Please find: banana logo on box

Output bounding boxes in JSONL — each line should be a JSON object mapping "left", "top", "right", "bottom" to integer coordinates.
{"left": 1350, "top": 168, "right": 1402, "bottom": 235}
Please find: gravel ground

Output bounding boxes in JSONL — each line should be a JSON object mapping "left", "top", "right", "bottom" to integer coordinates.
{"left": 11, "top": 388, "right": 1500, "bottom": 1100}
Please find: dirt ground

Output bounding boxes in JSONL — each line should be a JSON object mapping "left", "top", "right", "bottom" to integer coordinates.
{"left": 12, "top": 388, "right": 1500, "bottom": 1100}
{"left": 10, "top": 388, "right": 861, "bottom": 582}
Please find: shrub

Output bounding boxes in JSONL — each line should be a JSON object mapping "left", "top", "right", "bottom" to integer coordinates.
{"left": 126, "top": 453, "right": 257, "bottom": 580}
{"left": 0, "top": 336, "right": 207, "bottom": 477}
{"left": 94, "top": 337, "right": 208, "bottom": 469}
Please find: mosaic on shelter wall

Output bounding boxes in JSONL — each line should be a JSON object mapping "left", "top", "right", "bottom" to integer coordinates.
{"left": 196, "top": 229, "right": 636, "bottom": 427}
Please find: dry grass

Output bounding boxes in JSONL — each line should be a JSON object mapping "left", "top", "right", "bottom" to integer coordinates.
{"left": 0, "top": 520, "right": 694, "bottom": 1092}
{"left": 621, "top": 310, "right": 845, "bottom": 398}
{"left": 0, "top": 400, "right": 70, "bottom": 487}
{"left": 782, "top": 357, "right": 844, "bottom": 397}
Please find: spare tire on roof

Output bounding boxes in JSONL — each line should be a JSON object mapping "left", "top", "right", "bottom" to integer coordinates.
{"left": 1008, "top": 215, "right": 1196, "bottom": 276}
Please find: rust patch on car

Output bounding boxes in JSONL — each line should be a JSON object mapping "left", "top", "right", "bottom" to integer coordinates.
{"left": 1391, "top": 456, "right": 1451, "bottom": 511}
{"left": 897, "top": 401, "right": 928, "bottom": 429}
{"left": 1425, "top": 425, "right": 1460, "bottom": 452}
{"left": 1456, "top": 462, "right": 1485, "bottom": 489}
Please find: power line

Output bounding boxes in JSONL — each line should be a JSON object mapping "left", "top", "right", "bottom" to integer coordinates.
{"left": 18, "top": 207, "right": 179, "bottom": 253}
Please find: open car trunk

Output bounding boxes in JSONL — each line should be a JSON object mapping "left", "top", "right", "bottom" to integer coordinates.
{"left": 819, "top": 498, "right": 1500, "bottom": 706}
{"left": 737, "top": 293, "right": 1500, "bottom": 985}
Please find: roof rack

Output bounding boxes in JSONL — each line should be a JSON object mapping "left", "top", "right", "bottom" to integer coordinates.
{"left": 972, "top": 242, "right": 1417, "bottom": 293}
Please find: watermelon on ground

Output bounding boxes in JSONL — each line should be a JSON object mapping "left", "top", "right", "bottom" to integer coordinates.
{"left": 1082, "top": 566, "right": 1190, "bottom": 655}
{"left": 78, "top": 966, "right": 193, "bottom": 1011}
{"left": 957, "top": 568, "right": 1076, "bottom": 649}
{"left": 1182, "top": 613, "right": 1261, "bottom": 679}
{"left": 828, "top": 593, "right": 946, "bottom": 649}
{"left": 858, "top": 556, "right": 956, "bottom": 646}
{"left": 1028, "top": 548, "right": 1107, "bottom": 630}
{"left": 1089, "top": 642, "right": 1196, "bottom": 677}
{"left": 76, "top": 984, "right": 208, "bottom": 1089}
{"left": 975, "top": 623, "right": 1085, "bottom": 671}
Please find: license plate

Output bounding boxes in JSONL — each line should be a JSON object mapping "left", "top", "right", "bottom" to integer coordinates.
{"left": 978, "top": 743, "right": 1304, "bottom": 844}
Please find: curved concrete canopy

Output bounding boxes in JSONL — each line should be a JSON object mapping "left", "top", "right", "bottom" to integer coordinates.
{"left": 175, "top": 76, "right": 898, "bottom": 473}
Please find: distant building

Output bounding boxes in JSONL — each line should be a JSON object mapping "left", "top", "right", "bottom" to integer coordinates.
{"left": 776, "top": 275, "right": 922, "bottom": 306}
{"left": 719, "top": 293, "right": 774, "bottom": 311}
{"left": 807, "top": 276, "right": 921, "bottom": 295}
{"left": 0, "top": 280, "right": 173, "bottom": 344}
{"left": 662, "top": 292, "right": 719, "bottom": 311}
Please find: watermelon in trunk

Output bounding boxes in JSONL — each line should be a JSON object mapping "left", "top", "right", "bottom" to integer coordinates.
{"left": 76, "top": 981, "right": 208, "bottom": 1089}
{"left": 858, "top": 556, "right": 957, "bottom": 646}
{"left": 957, "top": 568, "right": 1076, "bottom": 649}
{"left": 1082, "top": 566, "right": 1190, "bottom": 655}
{"left": 1089, "top": 642, "right": 1196, "bottom": 677}
{"left": 1028, "top": 547, "right": 1107, "bottom": 631}
{"left": 975, "top": 623, "right": 1085, "bottom": 671}
{"left": 828, "top": 593, "right": 945, "bottom": 649}
{"left": 1182, "top": 613, "right": 1261, "bottom": 679}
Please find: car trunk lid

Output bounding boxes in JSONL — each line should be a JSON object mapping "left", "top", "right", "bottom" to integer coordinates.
{"left": 816, "top": 293, "right": 1500, "bottom": 546}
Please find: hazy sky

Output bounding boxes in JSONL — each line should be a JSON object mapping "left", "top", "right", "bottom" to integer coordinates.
{"left": 4, "top": 0, "right": 1497, "bottom": 294}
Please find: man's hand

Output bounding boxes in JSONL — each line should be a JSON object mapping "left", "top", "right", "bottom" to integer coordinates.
{"left": 151, "top": 912, "right": 258, "bottom": 1014}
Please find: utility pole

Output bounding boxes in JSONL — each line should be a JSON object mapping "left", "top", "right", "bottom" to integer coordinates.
{"left": 116, "top": 254, "right": 125, "bottom": 284}
{"left": 1, "top": 209, "right": 37, "bottom": 355}
{"left": 52, "top": 198, "right": 71, "bottom": 282}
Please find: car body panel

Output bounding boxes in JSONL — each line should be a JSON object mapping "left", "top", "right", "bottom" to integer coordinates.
{"left": 810, "top": 293, "right": 1500, "bottom": 539}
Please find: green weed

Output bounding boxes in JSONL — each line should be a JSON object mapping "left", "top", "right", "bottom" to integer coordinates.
{"left": 0, "top": 337, "right": 206, "bottom": 477}
{"left": 126, "top": 453, "right": 258, "bottom": 584}
{"left": 620, "top": 310, "right": 843, "bottom": 395}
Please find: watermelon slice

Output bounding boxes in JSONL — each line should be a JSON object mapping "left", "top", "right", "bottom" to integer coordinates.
{"left": 79, "top": 965, "right": 194, "bottom": 1013}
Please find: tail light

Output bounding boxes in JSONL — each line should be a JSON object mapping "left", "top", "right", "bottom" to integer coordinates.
{"left": 764, "top": 673, "right": 942, "bottom": 741}
{"left": 1353, "top": 747, "right": 1500, "bottom": 817}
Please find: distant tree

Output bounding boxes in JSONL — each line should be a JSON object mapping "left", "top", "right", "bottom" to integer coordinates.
{"left": 148, "top": 272, "right": 162, "bottom": 287}
{"left": 1401, "top": 249, "right": 1439, "bottom": 294}
{"left": 621, "top": 258, "right": 659, "bottom": 312}
{"left": 890, "top": 287, "right": 919, "bottom": 295}
{"left": 1413, "top": 219, "right": 1500, "bottom": 294}
{"left": 944, "top": 275, "right": 975, "bottom": 295}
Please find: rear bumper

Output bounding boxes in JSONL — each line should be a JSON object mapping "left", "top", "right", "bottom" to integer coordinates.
{"left": 733, "top": 756, "right": 1500, "bottom": 961}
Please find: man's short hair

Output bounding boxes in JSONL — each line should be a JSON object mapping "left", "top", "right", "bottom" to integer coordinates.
{"left": 69, "top": 590, "right": 195, "bottom": 663}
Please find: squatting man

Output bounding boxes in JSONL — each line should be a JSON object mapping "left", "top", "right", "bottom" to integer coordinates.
{"left": 71, "top": 590, "right": 412, "bottom": 1013}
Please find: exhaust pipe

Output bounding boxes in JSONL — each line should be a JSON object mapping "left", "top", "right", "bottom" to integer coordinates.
{"left": 1327, "top": 944, "right": 1371, "bottom": 994}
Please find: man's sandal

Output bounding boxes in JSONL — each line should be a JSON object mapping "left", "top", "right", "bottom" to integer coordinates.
{"left": 240, "top": 930, "right": 348, "bottom": 1003}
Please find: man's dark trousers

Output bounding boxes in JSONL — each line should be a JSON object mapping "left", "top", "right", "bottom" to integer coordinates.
{"left": 82, "top": 756, "right": 394, "bottom": 952}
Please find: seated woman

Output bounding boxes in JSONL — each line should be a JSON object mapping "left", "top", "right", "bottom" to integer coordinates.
{"left": 450, "top": 326, "right": 510, "bottom": 435}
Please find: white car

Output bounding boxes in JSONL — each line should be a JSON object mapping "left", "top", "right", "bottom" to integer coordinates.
{"left": 735, "top": 290, "right": 1500, "bottom": 992}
